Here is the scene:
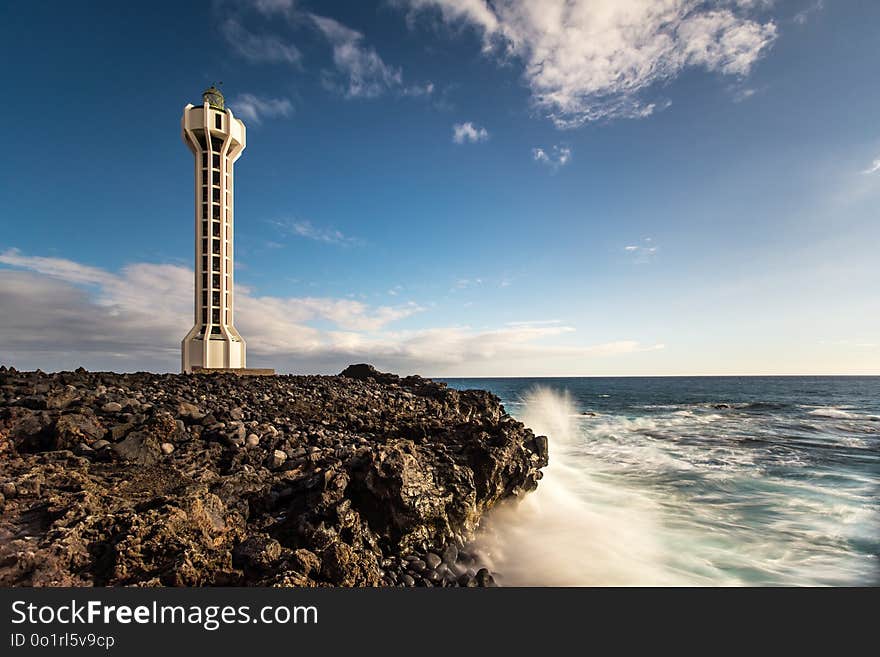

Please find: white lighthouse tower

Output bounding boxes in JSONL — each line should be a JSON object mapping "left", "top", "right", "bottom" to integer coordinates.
{"left": 180, "top": 86, "right": 247, "bottom": 373}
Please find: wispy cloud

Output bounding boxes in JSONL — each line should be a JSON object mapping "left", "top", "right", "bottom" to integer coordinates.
{"left": 311, "top": 14, "right": 404, "bottom": 98}
{"left": 505, "top": 320, "right": 564, "bottom": 328}
{"left": 0, "top": 250, "right": 662, "bottom": 375}
{"left": 229, "top": 94, "right": 293, "bottom": 124}
{"left": 452, "top": 277, "right": 483, "bottom": 291}
{"left": 220, "top": 18, "right": 301, "bottom": 65}
{"left": 861, "top": 158, "right": 880, "bottom": 175}
{"left": 219, "top": 3, "right": 430, "bottom": 100}
{"left": 273, "top": 219, "right": 362, "bottom": 246}
{"left": 400, "top": 0, "right": 777, "bottom": 127}
{"left": 248, "top": 0, "right": 297, "bottom": 17}
{"left": 532, "top": 145, "right": 571, "bottom": 170}
{"left": 623, "top": 238, "right": 658, "bottom": 261}
{"left": 794, "top": 1, "right": 824, "bottom": 25}
{"left": 452, "top": 121, "right": 489, "bottom": 144}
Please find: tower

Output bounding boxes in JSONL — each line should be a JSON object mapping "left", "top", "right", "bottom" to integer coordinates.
{"left": 180, "top": 86, "right": 247, "bottom": 373}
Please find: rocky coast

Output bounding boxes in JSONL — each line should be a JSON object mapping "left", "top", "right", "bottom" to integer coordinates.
{"left": 0, "top": 364, "right": 548, "bottom": 587}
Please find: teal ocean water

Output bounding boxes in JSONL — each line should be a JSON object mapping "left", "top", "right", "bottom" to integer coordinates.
{"left": 442, "top": 376, "right": 879, "bottom": 586}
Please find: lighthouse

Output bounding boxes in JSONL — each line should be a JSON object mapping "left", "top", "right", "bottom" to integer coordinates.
{"left": 180, "top": 86, "right": 247, "bottom": 373}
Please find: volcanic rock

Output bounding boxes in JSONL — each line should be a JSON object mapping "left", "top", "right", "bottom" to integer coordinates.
{"left": 0, "top": 366, "right": 548, "bottom": 587}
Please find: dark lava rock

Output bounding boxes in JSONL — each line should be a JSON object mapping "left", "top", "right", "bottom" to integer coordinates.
{"left": 425, "top": 552, "right": 442, "bottom": 569}
{"left": 54, "top": 413, "right": 104, "bottom": 450}
{"left": 0, "top": 365, "right": 548, "bottom": 587}
{"left": 475, "top": 568, "right": 496, "bottom": 587}
{"left": 232, "top": 535, "right": 282, "bottom": 572}
{"left": 111, "top": 430, "right": 161, "bottom": 466}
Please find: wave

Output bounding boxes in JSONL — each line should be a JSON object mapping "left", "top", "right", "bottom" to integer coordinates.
{"left": 807, "top": 407, "right": 879, "bottom": 421}
{"left": 472, "top": 388, "right": 879, "bottom": 586}
{"left": 473, "top": 387, "right": 691, "bottom": 586}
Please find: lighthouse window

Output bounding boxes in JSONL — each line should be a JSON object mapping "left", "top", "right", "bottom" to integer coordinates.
{"left": 201, "top": 153, "right": 208, "bottom": 167}
{"left": 215, "top": 114, "right": 222, "bottom": 130}
{"left": 212, "top": 223, "right": 220, "bottom": 238}
{"left": 201, "top": 203, "right": 208, "bottom": 218}
{"left": 213, "top": 291, "right": 220, "bottom": 306}
{"left": 202, "top": 273, "right": 208, "bottom": 288}
{"left": 212, "top": 188, "right": 220, "bottom": 202}
{"left": 202, "top": 291, "right": 208, "bottom": 306}
{"left": 212, "top": 310, "right": 220, "bottom": 323}
{"left": 210, "top": 136, "right": 223, "bottom": 151}
{"left": 212, "top": 154, "right": 220, "bottom": 168}
{"left": 194, "top": 130, "right": 207, "bottom": 150}
{"left": 211, "top": 326, "right": 222, "bottom": 335}
{"left": 212, "top": 171, "right": 220, "bottom": 186}
{"left": 201, "top": 255, "right": 207, "bottom": 270}
{"left": 202, "top": 309, "right": 207, "bottom": 324}
{"left": 212, "top": 274, "right": 220, "bottom": 289}
{"left": 212, "top": 205, "right": 220, "bottom": 220}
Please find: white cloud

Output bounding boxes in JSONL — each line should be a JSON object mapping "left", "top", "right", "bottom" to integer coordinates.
{"left": 452, "top": 121, "right": 489, "bottom": 143}
{"left": 311, "top": 14, "right": 404, "bottom": 98}
{"left": 401, "top": 0, "right": 777, "bottom": 127}
{"left": 273, "top": 219, "right": 362, "bottom": 246}
{"left": 861, "top": 158, "right": 880, "bottom": 175}
{"left": 0, "top": 251, "right": 662, "bottom": 374}
{"left": 624, "top": 238, "right": 659, "bottom": 260}
{"left": 453, "top": 277, "right": 483, "bottom": 290}
{"left": 229, "top": 94, "right": 294, "bottom": 124}
{"left": 220, "top": 18, "right": 301, "bottom": 65}
{"left": 532, "top": 145, "right": 571, "bottom": 169}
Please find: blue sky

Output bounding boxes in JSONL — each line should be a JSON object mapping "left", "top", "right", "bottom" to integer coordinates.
{"left": 0, "top": 0, "right": 878, "bottom": 375}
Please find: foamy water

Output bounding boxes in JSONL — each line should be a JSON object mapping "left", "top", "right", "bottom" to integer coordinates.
{"left": 444, "top": 377, "right": 880, "bottom": 586}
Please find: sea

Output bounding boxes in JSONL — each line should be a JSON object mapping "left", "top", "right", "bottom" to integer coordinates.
{"left": 441, "top": 376, "right": 879, "bottom": 586}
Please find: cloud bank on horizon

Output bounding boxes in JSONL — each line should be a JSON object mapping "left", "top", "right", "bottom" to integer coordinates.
{"left": 0, "top": 250, "right": 662, "bottom": 374}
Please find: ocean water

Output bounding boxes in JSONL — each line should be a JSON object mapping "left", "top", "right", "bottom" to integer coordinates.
{"left": 442, "top": 376, "right": 880, "bottom": 586}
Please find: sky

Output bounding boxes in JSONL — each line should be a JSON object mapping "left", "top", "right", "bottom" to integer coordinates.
{"left": 0, "top": 0, "right": 878, "bottom": 376}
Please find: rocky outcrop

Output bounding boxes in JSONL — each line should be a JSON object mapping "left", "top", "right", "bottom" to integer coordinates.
{"left": 0, "top": 365, "right": 547, "bottom": 587}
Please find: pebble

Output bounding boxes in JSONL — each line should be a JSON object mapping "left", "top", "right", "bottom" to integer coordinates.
{"left": 92, "top": 440, "right": 111, "bottom": 450}
{"left": 425, "top": 552, "right": 442, "bottom": 569}
{"left": 246, "top": 434, "right": 260, "bottom": 448}
{"left": 401, "top": 574, "right": 415, "bottom": 586}
{"left": 409, "top": 558, "right": 426, "bottom": 573}
{"left": 270, "top": 450, "right": 287, "bottom": 468}
{"left": 160, "top": 442, "right": 174, "bottom": 455}
{"left": 101, "top": 402, "right": 122, "bottom": 413}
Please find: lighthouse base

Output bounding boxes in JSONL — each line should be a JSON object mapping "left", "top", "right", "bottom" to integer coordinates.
{"left": 181, "top": 329, "right": 246, "bottom": 374}
{"left": 191, "top": 367, "right": 275, "bottom": 376}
